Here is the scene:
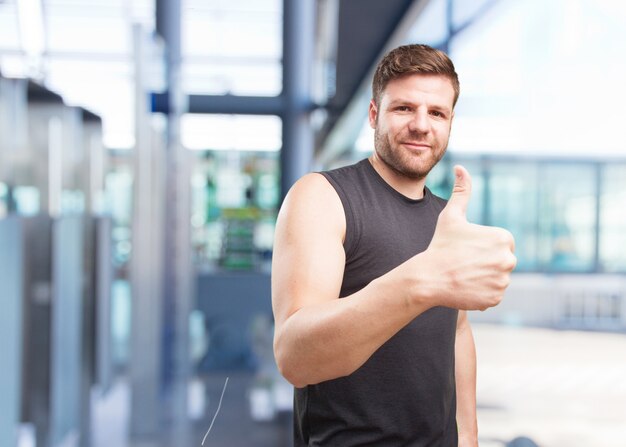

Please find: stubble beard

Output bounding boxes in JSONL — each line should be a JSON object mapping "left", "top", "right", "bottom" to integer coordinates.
{"left": 374, "top": 127, "right": 447, "bottom": 180}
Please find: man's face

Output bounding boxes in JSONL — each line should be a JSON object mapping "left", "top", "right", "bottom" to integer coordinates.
{"left": 369, "top": 74, "right": 455, "bottom": 180}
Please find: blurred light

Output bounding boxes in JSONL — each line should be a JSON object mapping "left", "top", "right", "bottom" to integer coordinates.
{"left": 16, "top": 0, "right": 45, "bottom": 59}
{"left": 13, "top": 186, "right": 39, "bottom": 215}
{"left": 355, "top": 121, "right": 374, "bottom": 153}
{"left": 181, "top": 114, "right": 282, "bottom": 151}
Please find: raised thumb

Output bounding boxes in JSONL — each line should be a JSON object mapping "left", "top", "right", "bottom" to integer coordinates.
{"left": 444, "top": 165, "right": 472, "bottom": 219}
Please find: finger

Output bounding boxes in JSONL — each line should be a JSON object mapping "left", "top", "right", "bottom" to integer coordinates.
{"left": 444, "top": 165, "right": 472, "bottom": 219}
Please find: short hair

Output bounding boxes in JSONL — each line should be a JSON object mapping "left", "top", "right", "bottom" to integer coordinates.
{"left": 372, "top": 43, "right": 460, "bottom": 107}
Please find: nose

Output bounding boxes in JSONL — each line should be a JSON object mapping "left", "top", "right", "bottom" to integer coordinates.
{"left": 408, "top": 109, "right": 429, "bottom": 134}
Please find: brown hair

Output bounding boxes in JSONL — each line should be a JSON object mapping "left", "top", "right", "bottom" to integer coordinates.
{"left": 372, "top": 44, "right": 460, "bottom": 107}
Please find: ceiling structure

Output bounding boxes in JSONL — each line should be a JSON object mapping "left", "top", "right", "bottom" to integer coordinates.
{"left": 1, "top": 0, "right": 427, "bottom": 153}
{"left": 320, "top": 0, "right": 417, "bottom": 142}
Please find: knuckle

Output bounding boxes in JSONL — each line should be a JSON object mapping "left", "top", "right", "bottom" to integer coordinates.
{"left": 498, "top": 275, "right": 510, "bottom": 290}
{"left": 492, "top": 227, "right": 514, "bottom": 248}
{"left": 500, "top": 254, "right": 517, "bottom": 272}
{"left": 507, "top": 254, "right": 517, "bottom": 271}
{"left": 492, "top": 294, "right": 503, "bottom": 306}
{"left": 498, "top": 228, "right": 513, "bottom": 245}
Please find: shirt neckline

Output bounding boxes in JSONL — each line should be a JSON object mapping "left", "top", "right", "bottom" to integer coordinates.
{"left": 360, "top": 158, "right": 432, "bottom": 206}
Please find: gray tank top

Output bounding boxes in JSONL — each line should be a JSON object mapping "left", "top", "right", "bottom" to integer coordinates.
{"left": 294, "top": 158, "right": 459, "bottom": 446}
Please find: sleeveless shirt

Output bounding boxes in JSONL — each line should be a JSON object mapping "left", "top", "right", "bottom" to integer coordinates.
{"left": 293, "top": 159, "right": 459, "bottom": 446}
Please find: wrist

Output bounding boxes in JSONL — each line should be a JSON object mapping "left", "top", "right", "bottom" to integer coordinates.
{"left": 406, "top": 251, "right": 439, "bottom": 309}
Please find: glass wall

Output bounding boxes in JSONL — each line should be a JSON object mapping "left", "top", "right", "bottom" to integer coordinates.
{"left": 600, "top": 164, "right": 626, "bottom": 272}
{"left": 426, "top": 157, "right": 626, "bottom": 273}
{"left": 537, "top": 163, "right": 597, "bottom": 272}
{"left": 182, "top": 0, "right": 282, "bottom": 96}
{"left": 488, "top": 160, "right": 539, "bottom": 271}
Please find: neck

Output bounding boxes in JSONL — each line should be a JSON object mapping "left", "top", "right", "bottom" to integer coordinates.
{"left": 368, "top": 153, "right": 427, "bottom": 200}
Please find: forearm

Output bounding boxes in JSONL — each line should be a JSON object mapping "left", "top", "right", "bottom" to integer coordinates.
{"left": 274, "top": 266, "right": 432, "bottom": 388}
{"left": 272, "top": 169, "right": 515, "bottom": 390}
{"left": 455, "top": 314, "right": 478, "bottom": 440}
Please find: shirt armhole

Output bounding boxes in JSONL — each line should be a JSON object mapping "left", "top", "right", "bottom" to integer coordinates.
{"left": 318, "top": 172, "right": 360, "bottom": 261}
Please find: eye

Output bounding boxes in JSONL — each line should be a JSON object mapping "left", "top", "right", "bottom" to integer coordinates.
{"left": 395, "top": 105, "right": 412, "bottom": 112}
{"left": 430, "top": 110, "right": 445, "bottom": 118}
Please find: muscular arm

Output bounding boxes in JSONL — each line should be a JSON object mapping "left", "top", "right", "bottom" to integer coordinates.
{"left": 455, "top": 311, "right": 478, "bottom": 446}
{"left": 271, "top": 173, "right": 432, "bottom": 387}
{"left": 272, "top": 167, "right": 515, "bottom": 388}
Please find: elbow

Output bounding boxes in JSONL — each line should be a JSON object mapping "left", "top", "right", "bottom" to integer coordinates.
{"left": 273, "top": 333, "right": 308, "bottom": 388}
{"left": 276, "top": 358, "right": 308, "bottom": 389}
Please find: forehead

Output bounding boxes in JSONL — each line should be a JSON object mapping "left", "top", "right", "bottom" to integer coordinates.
{"left": 380, "top": 73, "right": 455, "bottom": 107}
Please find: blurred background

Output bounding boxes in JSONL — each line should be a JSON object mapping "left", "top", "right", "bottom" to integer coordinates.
{"left": 1, "top": 0, "right": 625, "bottom": 446}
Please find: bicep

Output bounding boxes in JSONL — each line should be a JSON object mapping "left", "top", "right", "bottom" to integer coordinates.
{"left": 271, "top": 173, "right": 347, "bottom": 329}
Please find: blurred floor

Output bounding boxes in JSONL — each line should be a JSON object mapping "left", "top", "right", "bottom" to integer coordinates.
{"left": 190, "top": 372, "right": 291, "bottom": 447}
{"left": 90, "top": 324, "right": 626, "bottom": 447}
{"left": 91, "top": 372, "right": 290, "bottom": 447}
{"left": 472, "top": 323, "right": 626, "bottom": 447}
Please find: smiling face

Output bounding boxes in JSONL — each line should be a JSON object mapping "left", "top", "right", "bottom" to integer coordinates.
{"left": 369, "top": 73, "right": 455, "bottom": 181}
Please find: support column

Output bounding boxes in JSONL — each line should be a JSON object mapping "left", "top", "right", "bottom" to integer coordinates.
{"left": 157, "top": 0, "right": 194, "bottom": 444}
{"left": 130, "top": 24, "right": 164, "bottom": 440}
{"left": 280, "top": 0, "right": 317, "bottom": 201}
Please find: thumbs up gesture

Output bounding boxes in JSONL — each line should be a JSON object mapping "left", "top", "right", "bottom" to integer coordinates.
{"left": 422, "top": 165, "right": 517, "bottom": 311}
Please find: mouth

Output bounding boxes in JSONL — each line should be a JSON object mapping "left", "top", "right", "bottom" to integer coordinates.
{"left": 401, "top": 141, "right": 431, "bottom": 150}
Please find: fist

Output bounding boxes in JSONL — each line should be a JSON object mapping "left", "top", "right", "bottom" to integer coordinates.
{"left": 424, "top": 165, "right": 516, "bottom": 311}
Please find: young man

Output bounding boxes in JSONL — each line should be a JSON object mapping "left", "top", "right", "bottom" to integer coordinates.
{"left": 272, "top": 44, "right": 516, "bottom": 446}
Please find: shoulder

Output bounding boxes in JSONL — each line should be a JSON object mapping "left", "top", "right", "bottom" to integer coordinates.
{"left": 283, "top": 172, "right": 341, "bottom": 211}
{"left": 277, "top": 173, "right": 346, "bottom": 241}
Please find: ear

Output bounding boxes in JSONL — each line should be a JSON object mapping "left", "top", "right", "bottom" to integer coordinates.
{"left": 368, "top": 99, "right": 378, "bottom": 129}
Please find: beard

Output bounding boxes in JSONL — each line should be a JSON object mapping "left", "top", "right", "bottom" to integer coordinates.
{"left": 374, "top": 127, "right": 447, "bottom": 180}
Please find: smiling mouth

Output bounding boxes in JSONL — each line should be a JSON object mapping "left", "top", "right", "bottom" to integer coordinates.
{"left": 402, "top": 142, "right": 431, "bottom": 149}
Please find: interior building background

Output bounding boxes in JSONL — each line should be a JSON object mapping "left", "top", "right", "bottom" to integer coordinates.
{"left": 1, "top": 0, "right": 625, "bottom": 446}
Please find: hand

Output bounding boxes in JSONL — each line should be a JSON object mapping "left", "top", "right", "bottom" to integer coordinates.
{"left": 421, "top": 165, "right": 516, "bottom": 311}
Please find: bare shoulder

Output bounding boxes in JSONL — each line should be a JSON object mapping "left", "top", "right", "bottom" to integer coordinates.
{"left": 282, "top": 172, "right": 341, "bottom": 210}
{"left": 276, "top": 172, "right": 345, "bottom": 240}
{"left": 272, "top": 172, "right": 347, "bottom": 323}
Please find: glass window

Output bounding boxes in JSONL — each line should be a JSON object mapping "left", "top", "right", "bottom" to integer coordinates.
{"left": 182, "top": 60, "right": 281, "bottom": 96}
{"left": 0, "top": 2, "right": 21, "bottom": 51}
{"left": 181, "top": 114, "right": 281, "bottom": 151}
{"left": 426, "top": 155, "right": 484, "bottom": 224}
{"left": 105, "top": 164, "right": 133, "bottom": 267}
{"left": 13, "top": 185, "right": 40, "bottom": 215}
{"left": 0, "top": 0, "right": 153, "bottom": 148}
{"left": 45, "top": 59, "right": 134, "bottom": 148}
{"left": 448, "top": 0, "right": 626, "bottom": 158}
{"left": 488, "top": 161, "right": 539, "bottom": 271}
{"left": 0, "top": 182, "right": 7, "bottom": 218}
{"left": 46, "top": 15, "right": 130, "bottom": 54}
{"left": 537, "top": 164, "right": 597, "bottom": 272}
{"left": 599, "top": 164, "right": 626, "bottom": 272}
{"left": 451, "top": 0, "right": 503, "bottom": 30}
{"left": 406, "top": 0, "right": 449, "bottom": 47}
{"left": 182, "top": 0, "right": 282, "bottom": 97}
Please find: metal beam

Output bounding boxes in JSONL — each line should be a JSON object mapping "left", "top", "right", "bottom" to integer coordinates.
{"left": 280, "top": 0, "right": 317, "bottom": 200}
{"left": 129, "top": 24, "right": 163, "bottom": 439}
{"left": 151, "top": 92, "right": 285, "bottom": 116}
{"left": 316, "top": 0, "right": 433, "bottom": 167}
{"left": 156, "top": 0, "right": 194, "bottom": 444}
